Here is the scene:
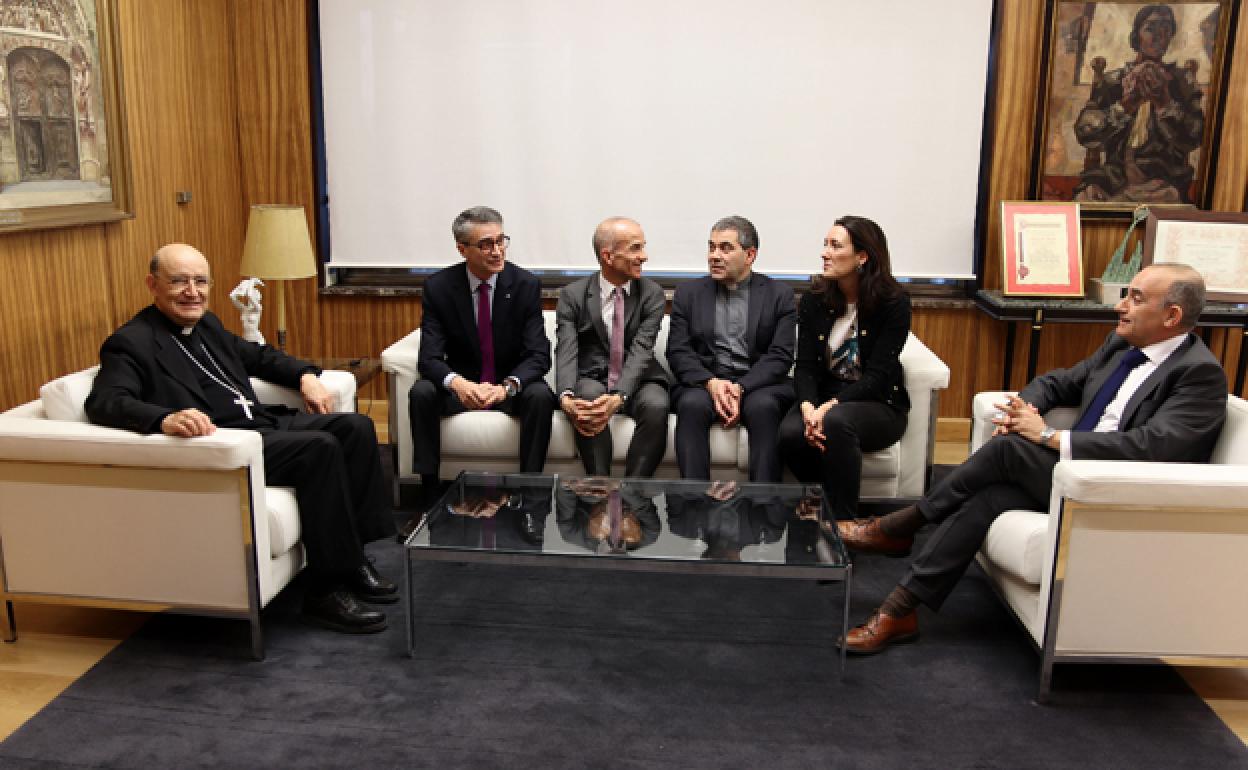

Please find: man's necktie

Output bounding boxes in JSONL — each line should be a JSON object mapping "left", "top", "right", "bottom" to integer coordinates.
{"left": 607, "top": 287, "right": 624, "bottom": 390}
{"left": 602, "top": 489, "right": 623, "bottom": 554}
{"left": 1072, "top": 347, "right": 1148, "bottom": 431}
{"left": 477, "top": 282, "right": 495, "bottom": 384}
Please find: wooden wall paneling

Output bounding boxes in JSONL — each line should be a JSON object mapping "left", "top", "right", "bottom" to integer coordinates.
{"left": 102, "top": 0, "right": 247, "bottom": 334}
{"left": 100, "top": 1, "right": 182, "bottom": 324}
{"left": 1210, "top": 1, "right": 1248, "bottom": 210}
{"left": 230, "top": 0, "right": 322, "bottom": 359}
{"left": 0, "top": 228, "right": 114, "bottom": 408}
{"left": 971, "top": 312, "right": 1010, "bottom": 395}
{"left": 980, "top": 0, "right": 1047, "bottom": 291}
{"left": 911, "top": 307, "right": 980, "bottom": 418}
{"left": 176, "top": 0, "right": 250, "bottom": 333}
{"left": 1204, "top": 325, "right": 1247, "bottom": 398}
{"left": 318, "top": 296, "right": 423, "bottom": 401}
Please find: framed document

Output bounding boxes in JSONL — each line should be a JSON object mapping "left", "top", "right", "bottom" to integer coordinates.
{"left": 1143, "top": 209, "right": 1248, "bottom": 302}
{"left": 1000, "top": 201, "right": 1084, "bottom": 297}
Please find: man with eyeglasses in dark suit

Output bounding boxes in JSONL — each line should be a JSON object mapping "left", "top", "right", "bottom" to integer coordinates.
{"left": 407, "top": 206, "right": 557, "bottom": 510}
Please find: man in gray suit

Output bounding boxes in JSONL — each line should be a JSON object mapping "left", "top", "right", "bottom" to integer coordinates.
{"left": 556, "top": 217, "right": 670, "bottom": 477}
{"left": 836, "top": 263, "right": 1228, "bottom": 654}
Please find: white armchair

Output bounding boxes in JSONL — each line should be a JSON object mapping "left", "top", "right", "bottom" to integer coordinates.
{"left": 970, "top": 391, "right": 1248, "bottom": 700}
{"left": 382, "top": 309, "right": 950, "bottom": 501}
{"left": 0, "top": 366, "right": 357, "bottom": 659}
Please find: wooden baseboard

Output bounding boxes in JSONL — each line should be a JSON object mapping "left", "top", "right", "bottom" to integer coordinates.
{"left": 936, "top": 417, "right": 970, "bottom": 443}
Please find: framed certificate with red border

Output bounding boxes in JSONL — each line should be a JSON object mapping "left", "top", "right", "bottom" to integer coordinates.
{"left": 1000, "top": 201, "right": 1083, "bottom": 297}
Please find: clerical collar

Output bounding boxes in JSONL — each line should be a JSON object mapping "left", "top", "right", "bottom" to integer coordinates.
{"left": 151, "top": 306, "right": 198, "bottom": 337}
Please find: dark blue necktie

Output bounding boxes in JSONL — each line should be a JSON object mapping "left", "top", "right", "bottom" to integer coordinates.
{"left": 1072, "top": 348, "right": 1148, "bottom": 432}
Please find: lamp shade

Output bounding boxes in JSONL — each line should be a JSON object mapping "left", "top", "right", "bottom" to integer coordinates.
{"left": 239, "top": 204, "right": 317, "bottom": 280}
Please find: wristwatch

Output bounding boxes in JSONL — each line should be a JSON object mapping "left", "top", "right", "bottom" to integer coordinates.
{"left": 1039, "top": 425, "right": 1057, "bottom": 444}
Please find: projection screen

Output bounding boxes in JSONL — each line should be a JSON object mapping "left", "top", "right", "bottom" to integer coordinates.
{"left": 317, "top": 0, "right": 993, "bottom": 279}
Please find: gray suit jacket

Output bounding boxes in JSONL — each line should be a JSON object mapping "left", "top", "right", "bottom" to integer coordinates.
{"left": 1019, "top": 330, "right": 1227, "bottom": 463}
{"left": 555, "top": 273, "right": 669, "bottom": 399}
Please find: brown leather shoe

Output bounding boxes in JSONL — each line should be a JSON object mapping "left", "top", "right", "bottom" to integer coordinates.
{"left": 839, "top": 609, "right": 919, "bottom": 655}
{"left": 836, "top": 517, "right": 914, "bottom": 557}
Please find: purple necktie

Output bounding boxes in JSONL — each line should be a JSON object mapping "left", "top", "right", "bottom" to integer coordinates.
{"left": 607, "top": 287, "right": 624, "bottom": 390}
{"left": 604, "top": 489, "right": 623, "bottom": 553}
{"left": 1072, "top": 347, "right": 1148, "bottom": 431}
{"left": 477, "top": 282, "right": 495, "bottom": 384}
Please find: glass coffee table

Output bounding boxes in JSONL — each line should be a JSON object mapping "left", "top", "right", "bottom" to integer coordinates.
{"left": 400, "top": 472, "right": 852, "bottom": 672}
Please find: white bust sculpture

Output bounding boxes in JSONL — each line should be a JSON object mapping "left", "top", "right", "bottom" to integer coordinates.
{"left": 229, "top": 277, "right": 266, "bottom": 344}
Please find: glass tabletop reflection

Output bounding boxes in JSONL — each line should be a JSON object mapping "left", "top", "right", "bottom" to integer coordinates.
{"left": 403, "top": 472, "right": 848, "bottom": 570}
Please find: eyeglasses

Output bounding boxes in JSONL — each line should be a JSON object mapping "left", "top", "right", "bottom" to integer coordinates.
{"left": 159, "top": 274, "right": 213, "bottom": 290}
{"left": 467, "top": 235, "right": 510, "bottom": 252}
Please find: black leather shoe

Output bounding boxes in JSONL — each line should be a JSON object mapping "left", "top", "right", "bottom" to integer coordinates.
{"left": 302, "top": 589, "right": 387, "bottom": 633}
{"left": 350, "top": 560, "right": 399, "bottom": 604}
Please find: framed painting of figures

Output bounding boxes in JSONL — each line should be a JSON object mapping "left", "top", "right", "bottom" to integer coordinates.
{"left": 1030, "top": 1, "right": 1234, "bottom": 217}
{"left": 0, "top": 0, "right": 131, "bottom": 233}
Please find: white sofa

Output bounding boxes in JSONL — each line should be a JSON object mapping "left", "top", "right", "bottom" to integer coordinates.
{"left": 382, "top": 310, "right": 951, "bottom": 501}
{"left": 0, "top": 367, "right": 357, "bottom": 658}
{"left": 970, "top": 391, "right": 1248, "bottom": 701}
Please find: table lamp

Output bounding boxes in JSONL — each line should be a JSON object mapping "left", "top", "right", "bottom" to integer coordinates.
{"left": 239, "top": 204, "right": 317, "bottom": 350}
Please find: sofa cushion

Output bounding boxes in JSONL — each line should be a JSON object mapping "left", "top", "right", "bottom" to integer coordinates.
{"left": 981, "top": 509, "right": 1047, "bottom": 586}
{"left": 860, "top": 443, "right": 900, "bottom": 479}
{"left": 267, "top": 487, "right": 301, "bottom": 558}
{"left": 443, "top": 411, "right": 579, "bottom": 460}
{"left": 39, "top": 366, "right": 100, "bottom": 423}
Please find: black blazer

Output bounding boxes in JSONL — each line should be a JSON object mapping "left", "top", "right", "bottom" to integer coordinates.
{"left": 416, "top": 261, "right": 551, "bottom": 388}
{"left": 85, "top": 305, "right": 316, "bottom": 434}
{"left": 665, "top": 272, "right": 796, "bottom": 395}
{"left": 793, "top": 290, "right": 911, "bottom": 412}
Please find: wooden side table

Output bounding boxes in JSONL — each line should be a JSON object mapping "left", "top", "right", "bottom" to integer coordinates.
{"left": 311, "top": 357, "right": 382, "bottom": 389}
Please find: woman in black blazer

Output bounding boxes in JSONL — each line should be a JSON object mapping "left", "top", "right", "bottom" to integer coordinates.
{"left": 778, "top": 215, "right": 911, "bottom": 520}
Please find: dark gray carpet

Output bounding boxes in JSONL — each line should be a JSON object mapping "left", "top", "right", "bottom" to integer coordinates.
{"left": 2, "top": 469, "right": 1245, "bottom": 768}
{"left": 3, "top": 545, "right": 1245, "bottom": 768}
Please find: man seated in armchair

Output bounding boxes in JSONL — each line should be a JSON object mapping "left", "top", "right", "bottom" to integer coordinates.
{"left": 85, "top": 243, "right": 398, "bottom": 634}
{"left": 835, "top": 263, "right": 1227, "bottom": 654}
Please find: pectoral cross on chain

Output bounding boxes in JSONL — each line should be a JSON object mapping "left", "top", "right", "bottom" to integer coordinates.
{"left": 234, "top": 395, "right": 255, "bottom": 420}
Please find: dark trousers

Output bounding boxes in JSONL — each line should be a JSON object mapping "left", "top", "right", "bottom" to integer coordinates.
{"left": 673, "top": 381, "right": 793, "bottom": 482}
{"left": 572, "top": 378, "right": 669, "bottom": 477}
{"left": 408, "top": 378, "right": 556, "bottom": 477}
{"left": 900, "top": 433, "right": 1056, "bottom": 610}
{"left": 261, "top": 412, "right": 395, "bottom": 582}
{"left": 777, "top": 398, "right": 906, "bottom": 519}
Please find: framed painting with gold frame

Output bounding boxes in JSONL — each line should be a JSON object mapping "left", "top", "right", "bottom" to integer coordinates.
{"left": 1030, "top": 0, "right": 1234, "bottom": 217}
{"left": 1001, "top": 201, "right": 1085, "bottom": 297}
{"left": 0, "top": 0, "right": 131, "bottom": 233}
